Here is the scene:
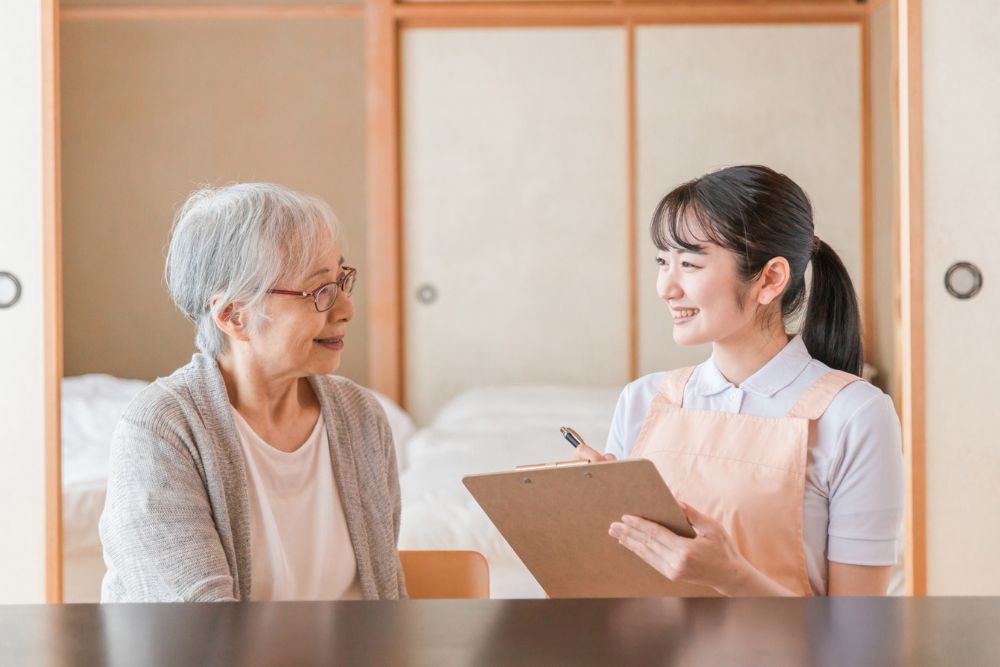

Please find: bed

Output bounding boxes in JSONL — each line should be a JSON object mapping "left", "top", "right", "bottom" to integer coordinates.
{"left": 61, "top": 375, "right": 618, "bottom": 601}
{"left": 61, "top": 374, "right": 902, "bottom": 601}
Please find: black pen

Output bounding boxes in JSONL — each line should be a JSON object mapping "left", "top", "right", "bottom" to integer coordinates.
{"left": 560, "top": 426, "right": 586, "bottom": 448}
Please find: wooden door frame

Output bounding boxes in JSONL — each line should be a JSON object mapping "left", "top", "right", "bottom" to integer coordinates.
{"left": 42, "top": 0, "right": 63, "bottom": 604}
{"left": 368, "top": 0, "right": 925, "bottom": 595}
{"left": 54, "top": 0, "right": 366, "bottom": 604}
{"left": 43, "top": 0, "right": 925, "bottom": 600}
{"left": 368, "top": 0, "right": 873, "bottom": 406}
{"left": 897, "top": 0, "right": 926, "bottom": 596}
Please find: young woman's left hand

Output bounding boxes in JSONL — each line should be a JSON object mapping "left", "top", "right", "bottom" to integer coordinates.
{"left": 609, "top": 503, "right": 764, "bottom": 595}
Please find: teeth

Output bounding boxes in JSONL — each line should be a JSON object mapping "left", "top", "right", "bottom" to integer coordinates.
{"left": 674, "top": 309, "right": 699, "bottom": 318}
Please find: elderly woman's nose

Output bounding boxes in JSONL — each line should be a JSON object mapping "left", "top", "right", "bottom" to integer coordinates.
{"left": 333, "top": 291, "right": 355, "bottom": 322}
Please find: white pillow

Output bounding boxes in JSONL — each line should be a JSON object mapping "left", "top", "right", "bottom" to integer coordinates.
{"left": 367, "top": 389, "right": 417, "bottom": 471}
{"left": 62, "top": 374, "right": 149, "bottom": 486}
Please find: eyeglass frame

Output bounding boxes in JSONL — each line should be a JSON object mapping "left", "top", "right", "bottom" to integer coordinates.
{"left": 266, "top": 266, "right": 357, "bottom": 313}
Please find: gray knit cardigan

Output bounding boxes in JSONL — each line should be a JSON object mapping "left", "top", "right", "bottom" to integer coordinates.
{"left": 99, "top": 353, "right": 407, "bottom": 602}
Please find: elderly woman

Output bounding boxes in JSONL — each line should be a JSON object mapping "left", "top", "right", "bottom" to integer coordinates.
{"left": 99, "top": 183, "right": 405, "bottom": 602}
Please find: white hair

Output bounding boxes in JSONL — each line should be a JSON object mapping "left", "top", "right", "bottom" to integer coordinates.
{"left": 165, "top": 182, "right": 340, "bottom": 358}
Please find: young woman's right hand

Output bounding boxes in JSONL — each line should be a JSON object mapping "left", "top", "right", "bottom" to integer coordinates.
{"left": 573, "top": 443, "right": 618, "bottom": 463}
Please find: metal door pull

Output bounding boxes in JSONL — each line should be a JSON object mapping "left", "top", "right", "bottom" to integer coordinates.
{"left": 0, "top": 271, "right": 21, "bottom": 309}
{"left": 944, "top": 262, "right": 983, "bottom": 300}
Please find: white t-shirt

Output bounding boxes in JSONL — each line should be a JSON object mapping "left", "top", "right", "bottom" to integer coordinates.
{"left": 232, "top": 409, "right": 363, "bottom": 601}
{"left": 605, "top": 336, "right": 904, "bottom": 595}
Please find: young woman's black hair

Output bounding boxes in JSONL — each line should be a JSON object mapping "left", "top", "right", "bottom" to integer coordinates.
{"left": 650, "top": 165, "right": 863, "bottom": 376}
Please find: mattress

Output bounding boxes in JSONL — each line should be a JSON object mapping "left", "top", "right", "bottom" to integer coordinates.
{"left": 62, "top": 376, "right": 903, "bottom": 600}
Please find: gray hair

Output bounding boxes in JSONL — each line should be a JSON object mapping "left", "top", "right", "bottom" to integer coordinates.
{"left": 165, "top": 183, "right": 341, "bottom": 358}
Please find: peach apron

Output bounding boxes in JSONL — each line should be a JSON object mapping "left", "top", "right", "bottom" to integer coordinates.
{"left": 631, "top": 366, "right": 859, "bottom": 595}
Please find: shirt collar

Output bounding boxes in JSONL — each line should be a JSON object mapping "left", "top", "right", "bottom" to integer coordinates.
{"left": 695, "top": 335, "right": 813, "bottom": 398}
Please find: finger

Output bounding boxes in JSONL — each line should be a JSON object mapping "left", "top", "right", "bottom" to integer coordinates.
{"left": 573, "top": 443, "right": 606, "bottom": 463}
{"left": 602, "top": 453, "right": 618, "bottom": 462}
{"left": 610, "top": 525, "right": 673, "bottom": 575}
{"left": 620, "top": 515, "right": 685, "bottom": 551}
{"left": 676, "top": 503, "right": 715, "bottom": 536}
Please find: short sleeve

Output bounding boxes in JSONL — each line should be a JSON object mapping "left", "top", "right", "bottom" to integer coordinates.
{"left": 605, "top": 385, "right": 632, "bottom": 460}
{"left": 826, "top": 394, "right": 905, "bottom": 566}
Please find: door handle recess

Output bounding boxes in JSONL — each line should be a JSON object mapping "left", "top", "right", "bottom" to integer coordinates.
{"left": 944, "top": 262, "right": 983, "bottom": 300}
{"left": 0, "top": 271, "right": 22, "bottom": 309}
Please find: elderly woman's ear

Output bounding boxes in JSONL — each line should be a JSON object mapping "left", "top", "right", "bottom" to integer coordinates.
{"left": 211, "top": 298, "right": 250, "bottom": 343}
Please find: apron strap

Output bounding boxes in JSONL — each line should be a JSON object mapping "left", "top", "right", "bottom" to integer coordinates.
{"left": 785, "top": 370, "right": 861, "bottom": 420}
{"left": 656, "top": 366, "right": 698, "bottom": 407}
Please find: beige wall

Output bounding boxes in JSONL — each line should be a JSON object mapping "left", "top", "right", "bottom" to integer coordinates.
{"left": 61, "top": 17, "right": 369, "bottom": 384}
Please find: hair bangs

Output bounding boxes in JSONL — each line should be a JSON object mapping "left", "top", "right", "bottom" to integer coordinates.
{"left": 650, "top": 190, "right": 727, "bottom": 253}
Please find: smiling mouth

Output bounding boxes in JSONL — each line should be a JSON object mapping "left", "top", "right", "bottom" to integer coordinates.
{"left": 672, "top": 308, "right": 700, "bottom": 321}
{"left": 315, "top": 336, "right": 345, "bottom": 349}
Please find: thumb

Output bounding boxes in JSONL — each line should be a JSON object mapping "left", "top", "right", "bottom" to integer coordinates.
{"left": 678, "top": 501, "right": 714, "bottom": 532}
{"left": 574, "top": 443, "right": 606, "bottom": 463}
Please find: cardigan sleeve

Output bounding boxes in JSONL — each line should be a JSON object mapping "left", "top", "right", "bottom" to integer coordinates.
{"left": 373, "top": 393, "right": 408, "bottom": 600}
{"left": 99, "top": 415, "right": 237, "bottom": 602}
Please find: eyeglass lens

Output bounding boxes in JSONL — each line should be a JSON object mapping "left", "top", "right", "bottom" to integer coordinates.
{"left": 314, "top": 270, "right": 356, "bottom": 312}
{"left": 315, "top": 285, "right": 337, "bottom": 312}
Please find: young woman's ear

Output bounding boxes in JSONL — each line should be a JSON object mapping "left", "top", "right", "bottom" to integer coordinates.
{"left": 754, "top": 257, "right": 791, "bottom": 306}
{"left": 211, "top": 297, "right": 251, "bottom": 342}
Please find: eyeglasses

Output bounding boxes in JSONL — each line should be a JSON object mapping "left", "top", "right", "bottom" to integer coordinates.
{"left": 266, "top": 266, "right": 357, "bottom": 313}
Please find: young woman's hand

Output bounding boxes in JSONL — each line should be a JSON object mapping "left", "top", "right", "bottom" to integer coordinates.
{"left": 572, "top": 443, "right": 617, "bottom": 463}
{"left": 608, "top": 502, "right": 794, "bottom": 596}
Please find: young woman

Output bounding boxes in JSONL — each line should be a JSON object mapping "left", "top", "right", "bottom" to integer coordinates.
{"left": 576, "top": 165, "right": 903, "bottom": 596}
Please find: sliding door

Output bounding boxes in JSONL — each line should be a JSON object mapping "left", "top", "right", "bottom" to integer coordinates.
{"left": 402, "top": 28, "right": 630, "bottom": 424}
{"left": 0, "top": 1, "right": 56, "bottom": 603}
{"left": 922, "top": 0, "right": 1000, "bottom": 594}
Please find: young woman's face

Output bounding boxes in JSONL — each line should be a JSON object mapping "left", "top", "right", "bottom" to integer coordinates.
{"left": 655, "top": 243, "right": 760, "bottom": 347}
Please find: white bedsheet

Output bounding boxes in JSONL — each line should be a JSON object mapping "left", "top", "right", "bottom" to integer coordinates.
{"left": 397, "top": 384, "right": 620, "bottom": 598}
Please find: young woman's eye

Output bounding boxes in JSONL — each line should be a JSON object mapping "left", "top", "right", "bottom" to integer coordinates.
{"left": 681, "top": 261, "right": 700, "bottom": 270}
{"left": 655, "top": 257, "right": 666, "bottom": 267}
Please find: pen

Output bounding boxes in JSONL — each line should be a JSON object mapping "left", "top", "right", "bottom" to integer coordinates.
{"left": 560, "top": 426, "right": 586, "bottom": 448}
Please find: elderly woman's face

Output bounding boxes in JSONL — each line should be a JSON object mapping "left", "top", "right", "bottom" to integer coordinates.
{"left": 252, "top": 229, "right": 355, "bottom": 378}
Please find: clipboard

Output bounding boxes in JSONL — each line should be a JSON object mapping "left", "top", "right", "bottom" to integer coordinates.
{"left": 463, "top": 459, "right": 720, "bottom": 598}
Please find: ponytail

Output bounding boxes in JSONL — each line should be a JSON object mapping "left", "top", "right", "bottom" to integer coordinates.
{"left": 802, "top": 239, "right": 863, "bottom": 376}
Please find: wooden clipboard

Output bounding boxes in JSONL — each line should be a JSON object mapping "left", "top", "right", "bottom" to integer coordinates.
{"left": 463, "top": 459, "right": 720, "bottom": 598}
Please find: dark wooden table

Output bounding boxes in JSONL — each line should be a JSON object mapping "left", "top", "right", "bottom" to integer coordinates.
{"left": 1, "top": 597, "right": 998, "bottom": 666}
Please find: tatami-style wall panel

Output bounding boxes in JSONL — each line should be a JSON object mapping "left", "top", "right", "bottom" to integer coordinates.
{"left": 634, "top": 24, "right": 862, "bottom": 377}
{"left": 922, "top": 0, "right": 1000, "bottom": 594}
{"left": 61, "top": 18, "right": 369, "bottom": 383}
{"left": 402, "top": 28, "right": 629, "bottom": 424}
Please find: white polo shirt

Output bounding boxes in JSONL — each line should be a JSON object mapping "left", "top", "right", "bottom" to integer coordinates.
{"left": 605, "top": 335, "right": 904, "bottom": 595}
